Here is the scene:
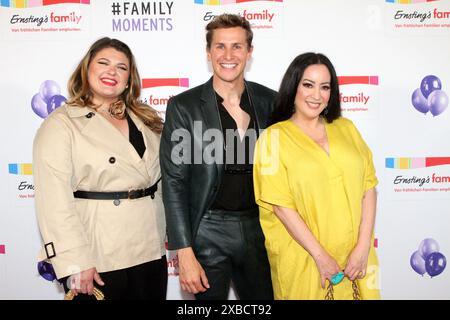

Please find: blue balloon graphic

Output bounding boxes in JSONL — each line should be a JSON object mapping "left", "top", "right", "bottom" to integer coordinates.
{"left": 411, "top": 88, "right": 429, "bottom": 114}
{"left": 425, "top": 252, "right": 447, "bottom": 277}
{"left": 420, "top": 75, "right": 442, "bottom": 99}
{"left": 37, "top": 261, "right": 57, "bottom": 282}
{"left": 428, "top": 90, "right": 449, "bottom": 117}
{"left": 39, "top": 80, "right": 61, "bottom": 103}
{"left": 410, "top": 250, "right": 426, "bottom": 276}
{"left": 419, "top": 238, "right": 440, "bottom": 260}
{"left": 31, "top": 93, "right": 49, "bottom": 119}
{"left": 47, "top": 94, "right": 66, "bottom": 115}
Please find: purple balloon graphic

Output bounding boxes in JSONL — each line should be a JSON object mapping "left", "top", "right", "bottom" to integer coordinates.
{"left": 39, "top": 80, "right": 61, "bottom": 103}
{"left": 31, "top": 93, "right": 49, "bottom": 118}
{"left": 428, "top": 90, "right": 449, "bottom": 117}
{"left": 419, "top": 238, "right": 440, "bottom": 260}
{"left": 425, "top": 252, "right": 447, "bottom": 277}
{"left": 411, "top": 88, "right": 429, "bottom": 114}
{"left": 37, "top": 261, "right": 57, "bottom": 282}
{"left": 47, "top": 94, "right": 66, "bottom": 115}
{"left": 410, "top": 250, "right": 427, "bottom": 276}
{"left": 421, "top": 75, "right": 442, "bottom": 99}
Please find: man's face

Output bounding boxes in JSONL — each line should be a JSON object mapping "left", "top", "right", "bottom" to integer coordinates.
{"left": 207, "top": 27, "right": 253, "bottom": 86}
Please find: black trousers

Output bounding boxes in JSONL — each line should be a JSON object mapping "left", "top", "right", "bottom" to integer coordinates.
{"left": 60, "top": 256, "right": 168, "bottom": 300}
{"left": 194, "top": 209, "right": 273, "bottom": 300}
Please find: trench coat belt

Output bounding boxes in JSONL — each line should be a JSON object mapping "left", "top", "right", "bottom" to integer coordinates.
{"left": 73, "top": 179, "right": 160, "bottom": 200}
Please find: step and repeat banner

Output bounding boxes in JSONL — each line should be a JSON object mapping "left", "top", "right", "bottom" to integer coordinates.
{"left": 1, "top": 0, "right": 449, "bottom": 300}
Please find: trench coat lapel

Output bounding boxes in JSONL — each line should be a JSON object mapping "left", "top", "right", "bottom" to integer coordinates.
{"left": 70, "top": 106, "right": 154, "bottom": 182}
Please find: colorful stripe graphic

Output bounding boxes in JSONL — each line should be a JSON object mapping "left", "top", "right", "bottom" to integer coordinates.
{"left": 142, "top": 78, "right": 189, "bottom": 89}
{"left": 385, "top": 0, "right": 438, "bottom": 3}
{"left": 0, "top": 245, "right": 5, "bottom": 255}
{"left": 385, "top": 157, "right": 450, "bottom": 169}
{"left": 1, "top": 0, "right": 90, "bottom": 8}
{"left": 8, "top": 163, "right": 33, "bottom": 175}
{"left": 194, "top": 0, "right": 282, "bottom": 5}
{"left": 338, "top": 76, "right": 379, "bottom": 86}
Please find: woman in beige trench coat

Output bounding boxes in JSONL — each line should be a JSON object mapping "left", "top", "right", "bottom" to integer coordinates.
{"left": 33, "top": 37, "right": 167, "bottom": 300}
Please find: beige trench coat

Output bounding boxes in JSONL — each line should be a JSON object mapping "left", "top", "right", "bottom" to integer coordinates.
{"left": 33, "top": 104, "right": 166, "bottom": 279}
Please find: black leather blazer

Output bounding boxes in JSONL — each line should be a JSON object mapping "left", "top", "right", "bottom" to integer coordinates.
{"left": 160, "top": 77, "right": 276, "bottom": 250}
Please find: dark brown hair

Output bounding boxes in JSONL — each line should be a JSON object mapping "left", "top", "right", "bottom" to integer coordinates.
{"left": 205, "top": 13, "right": 253, "bottom": 49}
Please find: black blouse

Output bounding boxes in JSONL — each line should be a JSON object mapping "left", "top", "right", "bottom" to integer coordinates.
{"left": 127, "top": 115, "right": 146, "bottom": 158}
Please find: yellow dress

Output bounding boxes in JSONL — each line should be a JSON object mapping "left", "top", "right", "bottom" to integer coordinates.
{"left": 253, "top": 117, "right": 380, "bottom": 300}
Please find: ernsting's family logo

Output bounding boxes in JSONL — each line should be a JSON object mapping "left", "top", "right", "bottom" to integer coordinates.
{"left": 385, "top": 0, "right": 450, "bottom": 32}
{"left": 385, "top": 157, "right": 450, "bottom": 197}
{"left": 8, "top": 163, "right": 35, "bottom": 203}
{"left": 3, "top": 0, "right": 90, "bottom": 34}
{"left": 141, "top": 78, "right": 189, "bottom": 119}
{"left": 1, "top": 0, "right": 90, "bottom": 8}
{"left": 194, "top": 0, "right": 284, "bottom": 35}
{"left": 338, "top": 76, "right": 379, "bottom": 118}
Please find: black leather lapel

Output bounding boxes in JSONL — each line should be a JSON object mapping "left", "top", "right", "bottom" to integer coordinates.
{"left": 199, "top": 77, "right": 221, "bottom": 131}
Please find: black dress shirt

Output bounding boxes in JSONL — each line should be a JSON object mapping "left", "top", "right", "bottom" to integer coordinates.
{"left": 211, "top": 89, "right": 259, "bottom": 211}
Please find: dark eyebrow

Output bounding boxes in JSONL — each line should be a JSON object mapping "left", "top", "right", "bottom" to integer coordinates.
{"left": 302, "top": 78, "right": 331, "bottom": 85}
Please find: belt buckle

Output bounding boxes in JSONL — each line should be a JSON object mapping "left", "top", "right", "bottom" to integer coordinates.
{"left": 128, "top": 188, "right": 142, "bottom": 200}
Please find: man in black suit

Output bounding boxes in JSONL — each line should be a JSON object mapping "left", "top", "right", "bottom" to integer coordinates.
{"left": 160, "top": 13, "right": 274, "bottom": 300}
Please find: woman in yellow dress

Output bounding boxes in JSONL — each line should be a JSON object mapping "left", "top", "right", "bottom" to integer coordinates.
{"left": 253, "top": 52, "right": 380, "bottom": 300}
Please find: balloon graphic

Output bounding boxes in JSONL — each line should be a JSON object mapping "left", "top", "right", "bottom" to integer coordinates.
{"left": 47, "top": 94, "right": 66, "bottom": 115}
{"left": 31, "top": 93, "right": 49, "bottom": 118}
{"left": 37, "top": 261, "right": 57, "bottom": 282}
{"left": 410, "top": 250, "right": 427, "bottom": 276}
{"left": 420, "top": 75, "right": 442, "bottom": 99}
{"left": 411, "top": 88, "right": 429, "bottom": 114}
{"left": 425, "top": 252, "right": 447, "bottom": 277}
{"left": 419, "top": 238, "right": 440, "bottom": 259}
{"left": 39, "top": 80, "right": 61, "bottom": 103}
{"left": 428, "top": 90, "right": 449, "bottom": 117}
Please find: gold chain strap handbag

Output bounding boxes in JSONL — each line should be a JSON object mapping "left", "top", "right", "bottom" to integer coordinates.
{"left": 324, "top": 280, "right": 361, "bottom": 300}
{"left": 64, "top": 288, "right": 105, "bottom": 300}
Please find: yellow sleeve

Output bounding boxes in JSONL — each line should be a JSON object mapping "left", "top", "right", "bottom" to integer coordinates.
{"left": 345, "top": 119, "right": 378, "bottom": 192}
{"left": 253, "top": 128, "right": 296, "bottom": 212}
{"left": 363, "top": 144, "right": 378, "bottom": 192}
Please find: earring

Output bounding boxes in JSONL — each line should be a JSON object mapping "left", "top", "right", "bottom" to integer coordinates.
{"left": 323, "top": 106, "right": 329, "bottom": 116}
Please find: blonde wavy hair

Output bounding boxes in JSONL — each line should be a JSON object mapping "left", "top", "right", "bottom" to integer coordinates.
{"left": 66, "top": 37, "right": 163, "bottom": 134}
